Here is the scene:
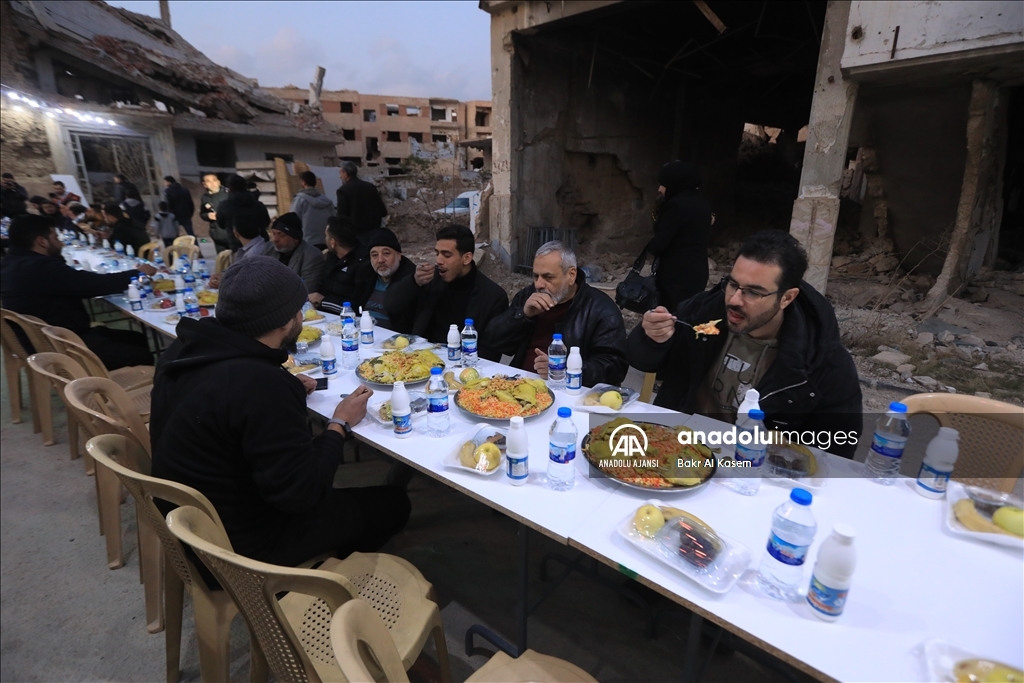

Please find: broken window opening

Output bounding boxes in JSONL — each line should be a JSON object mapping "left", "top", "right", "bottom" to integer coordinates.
{"left": 406, "top": 107, "right": 421, "bottom": 116}
{"left": 450, "top": 110, "right": 458, "bottom": 123}
{"left": 341, "top": 156, "right": 362, "bottom": 167}
{"left": 386, "top": 131, "right": 402, "bottom": 142}
{"left": 384, "top": 157, "right": 401, "bottom": 165}
{"left": 386, "top": 104, "right": 399, "bottom": 116}
{"left": 387, "top": 167, "right": 406, "bottom": 176}
{"left": 340, "top": 102, "right": 354, "bottom": 113}
{"left": 430, "top": 107, "right": 446, "bottom": 121}
{"left": 408, "top": 132, "right": 423, "bottom": 143}
{"left": 432, "top": 134, "right": 449, "bottom": 143}
{"left": 342, "top": 129, "right": 356, "bottom": 141}
{"left": 363, "top": 109, "right": 377, "bottom": 122}
{"left": 475, "top": 110, "right": 490, "bottom": 127}
{"left": 365, "top": 137, "right": 380, "bottom": 161}
{"left": 70, "top": 131, "right": 159, "bottom": 203}
{"left": 196, "top": 137, "right": 237, "bottom": 168}
{"left": 265, "top": 153, "right": 293, "bottom": 162}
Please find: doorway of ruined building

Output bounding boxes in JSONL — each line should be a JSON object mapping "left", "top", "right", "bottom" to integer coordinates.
{"left": 68, "top": 130, "right": 160, "bottom": 205}
{"left": 997, "top": 85, "right": 1023, "bottom": 272}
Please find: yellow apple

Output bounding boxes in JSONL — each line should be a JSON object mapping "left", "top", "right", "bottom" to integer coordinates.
{"left": 599, "top": 390, "right": 623, "bottom": 410}
{"left": 633, "top": 504, "right": 666, "bottom": 538}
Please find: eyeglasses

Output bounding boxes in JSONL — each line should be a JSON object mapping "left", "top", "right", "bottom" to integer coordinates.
{"left": 723, "top": 277, "right": 781, "bottom": 301}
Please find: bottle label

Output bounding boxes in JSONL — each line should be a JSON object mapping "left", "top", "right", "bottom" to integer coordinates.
{"left": 322, "top": 358, "right": 337, "bottom": 375}
{"left": 735, "top": 442, "right": 766, "bottom": 467}
{"left": 462, "top": 339, "right": 477, "bottom": 355}
{"left": 448, "top": 345, "right": 461, "bottom": 362}
{"left": 360, "top": 330, "right": 374, "bottom": 345}
{"left": 342, "top": 339, "right": 358, "bottom": 353}
{"left": 549, "top": 442, "right": 576, "bottom": 464}
{"left": 807, "top": 574, "right": 849, "bottom": 617}
{"left": 766, "top": 533, "right": 809, "bottom": 566}
{"left": 130, "top": 300, "right": 143, "bottom": 312}
{"left": 916, "top": 463, "right": 951, "bottom": 493}
{"left": 393, "top": 413, "right": 412, "bottom": 435}
{"left": 871, "top": 433, "right": 906, "bottom": 459}
{"left": 428, "top": 395, "right": 449, "bottom": 413}
{"left": 507, "top": 454, "right": 529, "bottom": 480}
{"left": 186, "top": 303, "right": 200, "bottom": 316}
{"left": 549, "top": 356, "right": 566, "bottom": 372}
{"left": 566, "top": 372, "right": 582, "bottom": 391}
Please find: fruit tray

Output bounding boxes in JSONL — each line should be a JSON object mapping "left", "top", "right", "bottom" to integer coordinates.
{"left": 945, "top": 482, "right": 1023, "bottom": 548}
{"left": 574, "top": 384, "right": 640, "bottom": 413}
{"left": 443, "top": 425, "right": 508, "bottom": 477}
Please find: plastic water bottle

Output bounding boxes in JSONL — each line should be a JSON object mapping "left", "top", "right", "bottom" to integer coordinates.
{"left": 546, "top": 407, "right": 577, "bottom": 491}
{"left": 126, "top": 244, "right": 136, "bottom": 258}
{"left": 391, "top": 381, "right": 412, "bottom": 438}
{"left": 320, "top": 336, "right": 337, "bottom": 376}
{"left": 547, "top": 334, "right": 567, "bottom": 390}
{"left": 339, "top": 301, "right": 356, "bottom": 322}
{"left": 507, "top": 416, "right": 529, "bottom": 485}
{"left": 181, "top": 260, "right": 196, "bottom": 289}
{"left": 806, "top": 525, "right": 857, "bottom": 621}
{"left": 726, "top": 409, "right": 767, "bottom": 496}
{"left": 565, "top": 346, "right": 583, "bottom": 395}
{"left": 183, "top": 287, "right": 200, "bottom": 319}
{"left": 757, "top": 488, "right": 817, "bottom": 601}
{"left": 174, "top": 291, "right": 185, "bottom": 315}
{"left": 197, "top": 260, "right": 210, "bottom": 286}
{"left": 461, "top": 319, "right": 478, "bottom": 368}
{"left": 153, "top": 249, "right": 164, "bottom": 268}
{"left": 446, "top": 324, "right": 461, "bottom": 366}
{"left": 916, "top": 427, "right": 960, "bottom": 499}
{"left": 114, "top": 240, "right": 125, "bottom": 255}
{"left": 173, "top": 272, "right": 185, "bottom": 292}
{"left": 138, "top": 274, "right": 153, "bottom": 298}
{"left": 426, "top": 367, "right": 450, "bottom": 437}
{"left": 865, "top": 402, "right": 911, "bottom": 485}
{"left": 341, "top": 318, "right": 359, "bottom": 369}
{"left": 128, "top": 280, "right": 142, "bottom": 311}
{"left": 360, "top": 309, "right": 374, "bottom": 347}
{"left": 102, "top": 238, "right": 111, "bottom": 250}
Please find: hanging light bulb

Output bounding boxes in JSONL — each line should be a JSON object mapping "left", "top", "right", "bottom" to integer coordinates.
{"left": 107, "top": 119, "right": 116, "bottom": 126}
{"left": 45, "top": 111, "right": 55, "bottom": 118}
{"left": 6, "top": 91, "right": 20, "bottom": 100}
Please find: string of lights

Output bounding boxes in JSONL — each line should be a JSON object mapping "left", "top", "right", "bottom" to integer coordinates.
{"left": 1, "top": 83, "right": 118, "bottom": 126}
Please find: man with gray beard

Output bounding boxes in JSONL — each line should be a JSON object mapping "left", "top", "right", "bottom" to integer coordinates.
{"left": 349, "top": 228, "right": 415, "bottom": 328}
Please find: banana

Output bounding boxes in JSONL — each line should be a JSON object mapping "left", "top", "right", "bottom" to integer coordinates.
{"left": 444, "top": 371, "right": 463, "bottom": 389}
{"left": 954, "top": 499, "right": 1015, "bottom": 536}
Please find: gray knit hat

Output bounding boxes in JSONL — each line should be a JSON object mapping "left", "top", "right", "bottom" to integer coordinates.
{"left": 216, "top": 256, "right": 308, "bottom": 337}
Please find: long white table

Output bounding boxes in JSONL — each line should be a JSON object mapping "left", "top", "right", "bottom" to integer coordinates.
{"left": 98, "top": 296, "right": 1024, "bottom": 682}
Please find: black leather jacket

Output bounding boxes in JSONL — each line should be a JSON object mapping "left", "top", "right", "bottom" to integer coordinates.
{"left": 488, "top": 280, "right": 629, "bottom": 387}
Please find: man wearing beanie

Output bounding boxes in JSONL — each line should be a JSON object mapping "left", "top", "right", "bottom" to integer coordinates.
{"left": 343, "top": 227, "right": 415, "bottom": 326}
{"left": 150, "top": 256, "right": 410, "bottom": 570}
{"left": 262, "top": 212, "right": 326, "bottom": 291}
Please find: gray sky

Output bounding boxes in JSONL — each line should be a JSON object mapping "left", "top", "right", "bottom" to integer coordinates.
{"left": 105, "top": 1, "right": 492, "bottom": 101}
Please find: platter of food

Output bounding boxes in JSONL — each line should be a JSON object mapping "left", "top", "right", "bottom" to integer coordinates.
{"left": 443, "top": 425, "right": 508, "bottom": 476}
{"left": 453, "top": 374, "right": 555, "bottom": 421}
{"left": 377, "top": 334, "right": 429, "bottom": 350}
{"left": 197, "top": 290, "right": 218, "bottom": 307}
{"left": 574, "top": 384, "right": 638, "bottom": 413}
{"left": 617, "top": 501, "right": 751, "bottom": 593}
{"left": 758, "top": 436, "right": 828, "bottom": 489}
{"left": 356, "top": 349, "right": 444, "bottom": 386}
{"left": 146, "top": 298, "right": 177, "bottom": 311}
{"left": 946, "top": 482, "right": 1023, "bottom": 548}
{"left": 581, "top": 418, "right": 716, "bottom": 492}
{"left": 151, "top": 279, "right": 176, "bottom": 292}
{"left": 297, "top": 326, "right": 323, "bottom": 345}
{"left": 303, "top": 308, "right": 325, "bottom": 322}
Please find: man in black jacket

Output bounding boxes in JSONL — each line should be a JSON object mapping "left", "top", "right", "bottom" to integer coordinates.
{"left": 488, "top": 241, "right": 628, "bottom": 386}
{"left": 199, "top": 172, "right": 231, "bottom": 252}
{"left": 628, "top": 230, "right": 862, "bottom": 459}
{"left": 310, "top": 217, "right": 367, "bottom": 311}
{"left": 1, "top": 173, "right": 28, "bottom": 217}
{"left": 0, "top": 214, "right": 155, "bottom": 367}
{"left": 151, "top": 256, "right": 409, "bottom": 568}
{"left": 626, "top": 229, "right": 860, "bottom": 458}
{"left": 163, "top": 176, "right": 195, "bottom": 236}
{"left": 385, "top": 224, "right": 508, "bottom": 358}
{"left": 216, "top": 175, "right": 270, "bottom": 252}
{"left": 336, "top": 161, "right": 387, "bottom": 240}
{"left": 344, "top": 228, "right": 415, "bottom": 324}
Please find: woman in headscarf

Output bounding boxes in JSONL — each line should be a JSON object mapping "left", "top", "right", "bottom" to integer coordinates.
{"left": 647, "top": 160, "right": 713, "bottom": 312}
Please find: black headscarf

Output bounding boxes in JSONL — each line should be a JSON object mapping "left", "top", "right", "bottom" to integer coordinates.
{"left": 657, "top": 161, "right": 701, "bottom": 200}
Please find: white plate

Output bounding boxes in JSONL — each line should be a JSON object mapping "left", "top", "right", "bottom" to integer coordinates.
{"left": 443, "top": 424, "right": 508, "bottom": 477}
{"left": 916, "top": 638, "right": 1023, "bottom": 683}
{"left": 574, "top": 384, "right": 640, "bottom": 413}
{"left": 944, "top": 482, "right": 1024, "bottom": 548}
{"left": 375, "top": 334, "right": 432, "bottom": 351}
{"left": 616, "top": 501, "right": 752, "bottom": 594}
{"left": 366, "top": 392, "right": 427, "bottom": 428}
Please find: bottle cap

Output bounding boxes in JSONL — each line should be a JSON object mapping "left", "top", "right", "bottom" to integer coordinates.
{"left": 553, "top": 333, "right": 562, "bottom": 340}
{"left": 570, "top": 346, "right": 580, "bottom": 354}
{"left": 889, "top": 401, "right": 908, "bottom": 413}
{"left": 749, "top": 409, "right": 765, "bottom": 420}
{"left": 430, "top": 366, "right": 442, "bottom": 375}
{"left": 831, "top": 524, "right": 856, "bottom": 543}
{"left": 557, "top": 407, "right": 572, "bottom": 418}
{"left": 790, "top": 488, "right": 812, "bottom": 506}
{"left": 465, "top": 318, "right": 473, "bottom": 326}
{"left": 343, "top": 302, "right": 351, "bottom": 307}
{"left": 937, "top": 427, "right": 959, "bottom": 439}
{"left": 450, "top": 324, "right": 458, "bottom": 329}
{"left": 510, "top": 416, "right": 524, "bottom": 427}
{"left": 344, "top": 318, "right": 353, "bottom": 324}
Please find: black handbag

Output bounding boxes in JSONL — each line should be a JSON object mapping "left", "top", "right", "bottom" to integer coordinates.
{"left": 615, "top": 247, "right": 659, "bottom": 312}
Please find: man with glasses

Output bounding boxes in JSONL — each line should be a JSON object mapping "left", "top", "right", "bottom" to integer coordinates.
{"left": 627, "top": 230, "right": 862, "bottom": 458}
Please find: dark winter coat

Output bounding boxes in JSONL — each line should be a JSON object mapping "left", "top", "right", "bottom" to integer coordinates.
{"left": 1, "top": 182, "right": 28, "bottom": 217}
{"left": 150, "top": 317, "right": 347, "bottom": 558}
{"left": 0, "top": 246, "right": 142, "bottom": 336}
{"left": 163, "top": 182, "right": 195, "bottom": 224}
{"left": 627, "top": 281, "right": 863, "bottom": 458}
{"left": 487, "top": 279, "right": 629, "bottom": 387}
{"left": 108, "top": 217, "right": 151, "bottom": 254}
{"left": 335, "top": 254, "right": 416, "bottom": 316}
{"left": 121, "top": 198, "right": 151, "bottom": 231}
{"left": 648, "top": 162, "right": 713, "bottom": 312}
{"left": 216, "top": 190, "right": 270, "bottom": 251}
{"left": 199, "top": 187, "right": 230, "bottom": 248}
{"left": 384, "top": 263, "right": 509, "bottom": 359}
{"left": 336, "top": 178, "right": 388, "bottom": 238}
{"left": 316, "top": 246, "right": 369, "bottom": 311}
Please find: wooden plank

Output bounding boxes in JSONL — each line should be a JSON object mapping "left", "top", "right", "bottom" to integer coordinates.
{"left": 692, "top": 0, "right": 726, "bottom": 34}
{"left": 235, "top": 160, "right": 276, "bottom": 171}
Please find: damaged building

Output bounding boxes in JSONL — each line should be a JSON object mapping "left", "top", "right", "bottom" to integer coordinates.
{"left": 481, "top": 0, "right": 1024, "bottom": 297}
{"left": 0, "top": 0, "right": 340, "bottom": 208}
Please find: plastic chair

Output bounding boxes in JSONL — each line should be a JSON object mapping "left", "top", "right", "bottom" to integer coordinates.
{"left": 0, "top": 308, "right": 41, "bottom": 427}
{"left": 41, "top": 325, "right": 153, "bottom": 417}
{"left": 639, "top": 372, "right": 657, "bottom": 404}
{"left": 214, "top": 249, "right": 233, "bottom": 274}
{"left": 65, "top": 377, "right": 153, "bottom": 576}
{"left": 902, "top": 393, "right": 1024, "bottom": 493}
{"left": 331, "top": 600, "right": 597, "bottom": 683}
{"left": 26, "top": 352, "right": 87, "bottom": 455}
{"left": 166, "top": 506, "right": 453, "bottom": 683}
{"left": 172, "top": 235, "right": 197, "bottom": 247}
{"left": 138, "top": 241, "right": 160, "bottom": 261}
{"left": 86, "top": 434, "right": 252, "bottom": 683}
{"left": 14, "top": 313, "right": 57, "bottom": 354}
{"left": 164, "top": 244, "right": 199, "bottom": 269}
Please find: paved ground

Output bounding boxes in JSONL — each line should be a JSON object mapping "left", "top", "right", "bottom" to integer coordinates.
{"left": 1, "top": 357, "right": 810, "bottom": 683}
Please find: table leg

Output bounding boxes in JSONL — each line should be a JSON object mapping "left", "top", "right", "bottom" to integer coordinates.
{"left": 464, "top": 522, "right": 529, "bottom": 658}
{"left": 681, "top": 611, "right": 703, "bottom": 683}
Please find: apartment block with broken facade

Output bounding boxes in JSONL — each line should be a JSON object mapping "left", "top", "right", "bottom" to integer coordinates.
{"left": 481, "top": 0, "right": 1023, "bottom": 302}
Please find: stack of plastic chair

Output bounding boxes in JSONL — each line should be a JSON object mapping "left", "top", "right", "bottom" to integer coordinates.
{"left": 172, "top": 235, "right": 196, "bottom": 247}
{"left": 138, "top": 242, "right": 159, "bottom": 261}
{"left": 166, "top": 505, "right": 454, "bottom": 683}
{"left": 26, "top": 352, "right": 88, "bottom": 456}
{"left": 164, "top": 244, "right": 199, "bottom": 269}
{"left": 214, "top": 249, "right": 234, "bottom": 274}
{"left": 0, "top": 308, "right": 41, "bottom": 428}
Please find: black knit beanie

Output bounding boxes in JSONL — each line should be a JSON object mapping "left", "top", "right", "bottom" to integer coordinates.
{"left": 215, "top": 256, "right": 308, "bottom": 336}
{"left": 366, "top": 228, "right": 402, "bottom": 253}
